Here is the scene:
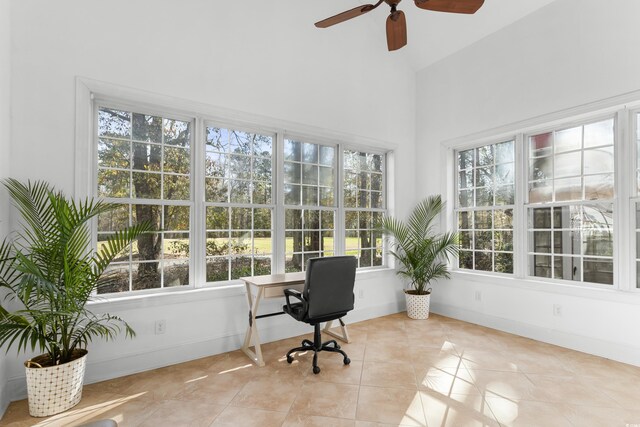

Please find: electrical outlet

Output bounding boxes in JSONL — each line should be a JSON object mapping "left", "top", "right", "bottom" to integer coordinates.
{"left": 358, "top": 289, "right": 365, "bottom": 299}
{"left": 474, "top": 290, "right": 482, "bottom": 301}
{"left": 553, "top": 304, "right": 562, "bottom": 317}
{"left": 155, "top": 319, "right": 166, "bottom": 334}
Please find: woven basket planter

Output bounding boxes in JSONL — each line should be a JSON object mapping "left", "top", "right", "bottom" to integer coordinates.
{"left": 405, "top": 291, "right": 431, "bottom": 320}
{"left": 24, "top": 349, "right": 88, "bottom": 417}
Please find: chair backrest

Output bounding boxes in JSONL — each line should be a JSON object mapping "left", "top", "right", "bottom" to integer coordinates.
{"left": 304, "top": 256, "right": 357, "bottom": 320}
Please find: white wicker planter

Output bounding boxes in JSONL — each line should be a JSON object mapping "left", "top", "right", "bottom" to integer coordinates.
{"left": 405, "top": 292, "right": 431, "bottom": 320}
{"left": 25, "top": 349, "right": 88, "bottom": 417}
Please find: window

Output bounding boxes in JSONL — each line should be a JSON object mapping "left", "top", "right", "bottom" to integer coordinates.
{"left": 204, "top": 127, "right": 274, "bottom": 281}
{"left": 527, "top": 119, "right": 615, "bottom": 285}
{"left": 96, "top": 107, "right": 192, "bottom": 293}
{"left": 344, "top": 150, "right": 386, "bottom": 268}
{"left": 93, "top": 102, "right": 388, "bottom": 294}
{"left": 453, "top": 118, "right": 617, "bottom": 286}
{"left": 284, "top": 139, "right": 336, "bottom": 272}
{"left": 455, "top": 141, "right": 515, "bottom": 273}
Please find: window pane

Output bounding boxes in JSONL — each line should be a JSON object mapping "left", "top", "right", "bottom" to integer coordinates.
{"left": 584, "top": 174, "right": 614, "bottom": 200}
{"left": 132, "top": 114, "right": 162, "bottom": 143}
{"left": 530, "top": 254, "right": 551, "bottom": 278}
{"left": 206, "top": 257, "right": 229, "bottom": 282}
{"left": 495, "top": 253, "right": 513, "bottom": 274}
{"left": 302, "top": 164, "right": 318, "bottom": 185}
{"left": 99, "top": 108, "right": 131, "bottom": 138}
{"left": 529, "top": 133, "right": 552, "bottom": 158}
{"left": 476, "top": 145, "right": 494, "bottom": 166}
{"left": 303, "top": 143, "right": 319, "bottom": 163}
{"left": 229, "top": 131, "right": 251, "bottom": 155}
{"left": 583, "top": 258, "right": 613, "bottom": 285}
{"left": 284, "top": 140, "right": 302, "bottom": 161}
{"left": 229, "top": 155, "right": 251, "bottom": 180}
{"left": 458, "top": 149, "right": 473, "bottom": 170}
{"left": 584, "top": 119, "right": 614, "bottom": 148}
{"left": 132, "top": 143, "right": 161, "bottom": 172}
{"left": 474, "top": 252, "right": 492, "bottom": 271}
{"left": 98, "top": 169, "right": 130, "bottom": 198}
{"left": 98, "top": 139, "right": 130, "bottom": 169}
{"left": 319, "top": 146, "right": 335, "bottom": 166}
{"left": 554, "top": 177, "right": 582, "bottom": 202}
{"left": 554, "top": 152, "right": 582, "bottom": 178}
{"left": 584, "top": 147, "right": 614, "bottom": 175}
{"left": 253, "top": 134, "right": 272, "bottom": 157}
{"left": 206, "top": 127, "right": 228, "bottom": 152}
{"left": 163, "top": 119, "right": 190, "bottom": 147}
{"left": 495, "top": 141, "right": 514, "bottom": 164}
{"left": 554, "top": 126, "right": 582, "bottom": 153}
{"left": 459, "top": 251, "right": 473, "bottom": 269}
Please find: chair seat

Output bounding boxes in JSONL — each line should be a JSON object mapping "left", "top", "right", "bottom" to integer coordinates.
{"left": 283, "top": 302, "right": 348, "bottom": 324}
{"left": 283, "top": 302, "right": 307, "bottom": 321}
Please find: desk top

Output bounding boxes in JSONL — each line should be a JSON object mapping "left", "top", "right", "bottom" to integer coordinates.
{"left": 240, "top": 271, "right": 305, "bottom": 287}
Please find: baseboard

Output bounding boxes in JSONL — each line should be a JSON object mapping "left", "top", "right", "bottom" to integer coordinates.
{"left": 431, "top": 302, "right": 640, "bottom": 367}
{"left": 0, "top": 382, "right": 8, "bottom": 421}
{"left": 6, "top": 301, "right": 403, "bottom": 402}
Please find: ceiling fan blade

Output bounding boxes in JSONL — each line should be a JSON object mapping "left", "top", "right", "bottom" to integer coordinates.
{"left": 414, "top": 0, "right": 484, "bottom": 14}
{"left": 386, "top": 10, "right": 407, "bottom": 51}
{"left": 315, "top": 2, "right": 382, "bottom": 28}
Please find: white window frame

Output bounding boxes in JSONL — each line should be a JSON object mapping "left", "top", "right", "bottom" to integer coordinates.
{"left": 75, "top": 78, "right": 392, "bottom": 298}
{"left": 281, "top": 134, "right": 339, "bottom": 273}
{"left": 453, "top": 139, "right": 516, "bottom": 276}
{"left": 342, "top": 147, "right": 388, "bottom": 270}
{"left": 444, "top": 95, "right": 640, "bottom": 294}
{"left": 202, "top": 120, "right": 277, "bottom": 283}
{"left": 93, "top": 101, "right": 196, "bottom": 296}
{"left": 523, "top": 113, "right": 618, "bottom": 289}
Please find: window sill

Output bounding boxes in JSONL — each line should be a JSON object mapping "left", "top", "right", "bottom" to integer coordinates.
{"left": 88, "top": 267, "right": 396, "bottom": 311}
{"left": 451, "top": 270, "right": 640, "bottom": 305}
{"left": 88, "top": 283, "right": 246, "bottom": 311}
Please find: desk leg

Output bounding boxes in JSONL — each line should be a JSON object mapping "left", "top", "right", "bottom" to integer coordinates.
{"left": 241, "top": 284, "right": 266, "bottom": 367}
{"left": 323, "top": 318, "right": 351, "bottom": 343}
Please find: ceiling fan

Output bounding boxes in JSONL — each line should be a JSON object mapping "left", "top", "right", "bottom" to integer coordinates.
{"left": 315, "top": 0, "right": 485, "bottom": 51}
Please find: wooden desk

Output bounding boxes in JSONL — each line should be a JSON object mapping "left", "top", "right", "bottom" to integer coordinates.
{"left": 240, "top": 272, "right": 350, "bottom": 367}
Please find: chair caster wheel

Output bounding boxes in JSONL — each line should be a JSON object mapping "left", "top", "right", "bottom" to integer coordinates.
{"left": 313, "top": 366, "right": 321, "bottom": 374}
{"left": 343, "top": 357, "right": 351, "bottom": 365}
{"left": 286, "top": 355, "right": 293, "bottom": 364}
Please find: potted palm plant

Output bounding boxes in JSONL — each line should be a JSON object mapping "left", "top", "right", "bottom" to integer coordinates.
{"left": 0, "top": 179, "right": 150, "bottom": 417}
{"left": 380, "top": 195, "right": 458, "bottom": 320}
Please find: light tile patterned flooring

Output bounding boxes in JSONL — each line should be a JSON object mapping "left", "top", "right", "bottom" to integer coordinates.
{"left": 3, "top": 313, "right": 640, "bottom": 426}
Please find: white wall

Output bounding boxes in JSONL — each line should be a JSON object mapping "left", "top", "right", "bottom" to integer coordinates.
{"left": 0, "top": 0, "right": 11, "bottom": 416}
{"left": 416, "top": 0, "right": 640, "bottom": 365}
{"left": 4, "top": 0, "right": 416, "bottom": 401}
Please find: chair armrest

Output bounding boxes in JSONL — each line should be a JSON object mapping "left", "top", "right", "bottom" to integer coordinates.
{"left": 284, "top": 288, "right": 305, "bottom": 311}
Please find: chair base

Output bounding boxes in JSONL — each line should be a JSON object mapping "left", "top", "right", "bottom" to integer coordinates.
{"left": 286, "top": 323, "right": 350, "bottom": 374}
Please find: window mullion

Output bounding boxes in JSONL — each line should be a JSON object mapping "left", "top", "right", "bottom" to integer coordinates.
{"left": 616, "top": 110, "right": 630, "bottom": 290}
{"left": 335, "top": 145, "right": 345, "bottom": 256}
{"left": 192, "top": 117, "right": 205, "bottom": 288}
{"left": 514, "top": 132, "right": 527, "bottom": 278}
{"left": 274, "top": 131, "right": 285, "bottom": 274}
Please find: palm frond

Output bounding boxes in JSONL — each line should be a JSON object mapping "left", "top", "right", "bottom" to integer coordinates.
{"left": 0, "top": 179, "right": 149, "bottom": 364}
{"left": 379, "top": 195, "right": 458, "bottom": 293}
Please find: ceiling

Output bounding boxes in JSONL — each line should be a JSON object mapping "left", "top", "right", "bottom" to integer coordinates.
{"left": 352, "top": 0, "right": 558, "bottom": 71}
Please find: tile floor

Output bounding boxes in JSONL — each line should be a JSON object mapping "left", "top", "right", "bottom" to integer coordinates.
{"left": 2, "top": 313, "right": 640, "bottom": 426}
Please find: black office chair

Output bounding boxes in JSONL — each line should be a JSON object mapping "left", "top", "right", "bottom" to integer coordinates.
{"left": 283, "top": 256, "right": 357, "bottom": 374}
